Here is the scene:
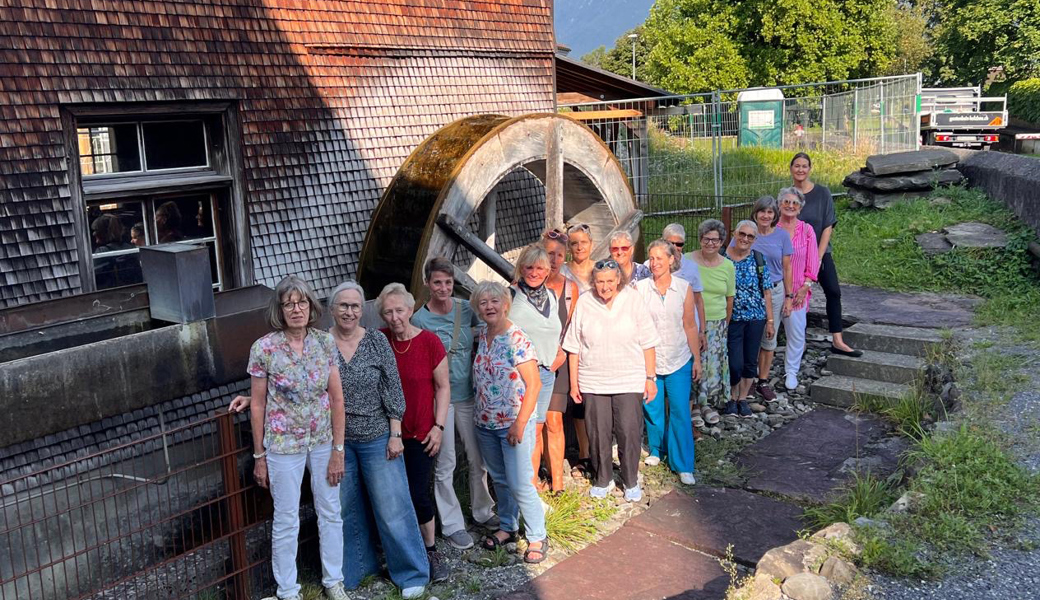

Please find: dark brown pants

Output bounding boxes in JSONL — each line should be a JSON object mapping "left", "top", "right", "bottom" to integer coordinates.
{"left": 583, "top": 392, "right": 644, "bottom": 490}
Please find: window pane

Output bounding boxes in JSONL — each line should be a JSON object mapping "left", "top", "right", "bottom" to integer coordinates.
{"left": 77, "top": 125, "right": 141, "bottom": 175}
{"left": 89, "top": 202, "right": 144, "bottom": 253}
{"left": 153, "top": 195, "right": 214, "bottom": 243}
{"left": 143, "top": 121, "right": 207, "bottom": 170}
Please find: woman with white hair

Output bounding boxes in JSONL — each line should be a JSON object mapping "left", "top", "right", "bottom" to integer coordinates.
{"left": 508, "top": 244, "right": 563, "bottom": 492}
{"left": 635, "top": 240, "right": 700, "bottom": 485}
{"left": 690, "top": 219, "right": 735, "bottom": 427}
{"left": 777, "top": 187, "right": 821, "bottom": 390}
{"left": 724, "top": 221, "right": 773, "bottom": 417}
{"left": 378, "top": 283, "right": 451, "bottom": 583}
{"left": 609, "top": 230, "right": 651, "bottom": 287}
{"left": 564, "top": 259, "right": 660, "bottom": 502}
{"left": 660, "top": 223, "right": 706, "bottom": 334}
{"left": 560, "top": 223, "right": 594, "bottom": 292}
{"left": 470, "top": 281, "right": 549, "bottom": 564}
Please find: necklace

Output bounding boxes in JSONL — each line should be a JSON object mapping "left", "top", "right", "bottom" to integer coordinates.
{"left": 391, "top": 331, "right": 415, "bottom": 354}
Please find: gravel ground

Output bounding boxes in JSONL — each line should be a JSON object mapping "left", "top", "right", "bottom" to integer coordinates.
{"left": 868, "top": 331, "right": 1040, "bottom": 600}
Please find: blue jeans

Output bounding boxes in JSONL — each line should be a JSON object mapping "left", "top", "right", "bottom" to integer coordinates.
{"left": 340, "top": 434, "right": 430, "bottom": 591}
{"left": 643, "top": 359, "right": 695, "bottom": 474}
{"left": 534, "top": 366, "right": 555, "bottom": 423}
{"left": 728, "top": 319, "right": 767, "bottom": 385}
{"left": 475, "top": 422, "right": 547, "bottom": 542}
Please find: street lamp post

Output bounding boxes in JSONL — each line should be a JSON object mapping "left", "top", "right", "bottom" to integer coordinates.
{"left": 628, "top": 33, "right": 638, "bottom": 80}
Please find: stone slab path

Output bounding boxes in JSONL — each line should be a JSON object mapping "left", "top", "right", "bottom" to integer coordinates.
{"left": 738, "top": 407, "right": 904, "bottom": 504}
{"left": 809, "top": 283, "right": 981, "bottom": 329}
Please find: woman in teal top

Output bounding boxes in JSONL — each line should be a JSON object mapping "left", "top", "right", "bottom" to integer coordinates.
{"left": 686, "top": 219, "right": 735, "bottom": 427}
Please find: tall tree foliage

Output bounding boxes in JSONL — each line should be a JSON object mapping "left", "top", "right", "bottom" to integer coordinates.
{"left": 927, "top": 0, "right": 1040, "bottom": 85}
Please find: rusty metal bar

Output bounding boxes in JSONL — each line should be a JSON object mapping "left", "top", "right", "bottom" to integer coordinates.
{"left": 218, "top": 410, "right": 250, "bottom": 600}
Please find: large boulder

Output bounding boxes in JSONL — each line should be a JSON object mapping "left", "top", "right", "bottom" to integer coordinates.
{"left": 865, "top": 149, "right": 959, "bottom": 176}
{"left": 756, "top": 540, "right": 829, "bottom": 581}
{"left": 782, "top": 572, "right": 834, "bottom": 600}
{"left": 842, "top": 168, "right": 964, "bottom": 192}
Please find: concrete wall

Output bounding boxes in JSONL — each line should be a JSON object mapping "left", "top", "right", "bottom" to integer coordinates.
{"left": 957, "top": 151, "right": 1040, "bottom": 239}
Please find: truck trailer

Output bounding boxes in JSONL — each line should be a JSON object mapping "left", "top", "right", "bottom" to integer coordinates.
{"left": 920, "top": 87, "right": 1007, "bottom": 150}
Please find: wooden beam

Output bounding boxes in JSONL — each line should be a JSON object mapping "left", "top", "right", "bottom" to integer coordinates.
{"left": 544, "top": 120, "right": 565, "bottom": 231}
{"left": 436, "top": 214, "right": 515, "bottom": 282}
{"left": 562, "top": 109, "right": 643, "bottom": 121}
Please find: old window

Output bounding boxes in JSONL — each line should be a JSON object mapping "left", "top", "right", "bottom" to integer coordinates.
{"left": 66, "top": 104, "right": 249, "bottom": 293}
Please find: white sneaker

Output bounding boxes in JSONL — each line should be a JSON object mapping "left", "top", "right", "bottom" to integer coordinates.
{"left": 325, "top": 583, "right": 350, "bottom": 600}
{"left": 623, "top": 485, "right": 643, "bottom": 502}
{"left": 541, "top": 498, "right": 553, "bottom": 515}
{"left": 262, "top": 596, "right": 302, "bottom": 600}
{"left": 644, "top": 455, "right": 661, "bottom": 467}
{"left": 402, "top": 586, "right": 426, "bottom": 599}
{"left": 785, "top": 373, "right": 798, "bottom": 391}
{"left": 680, "top": 472, "right": 697, "bottom": 485}
{"left": 589, "top": 480, "right": 616, "bottom": 498}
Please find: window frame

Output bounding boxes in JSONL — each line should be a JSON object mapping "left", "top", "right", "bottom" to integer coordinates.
{"left": 63, "top": 102, "right": 250, "bottom": 294}
{"left": 77, "top": 118, "right": 212, "bottom": 179}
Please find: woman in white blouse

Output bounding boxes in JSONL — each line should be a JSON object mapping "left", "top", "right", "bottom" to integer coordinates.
{"left": 563, "top": 259, "right": 660, "bottom": 502}
{"left": 634, "top": 240, "right": 701, "bottom": 485}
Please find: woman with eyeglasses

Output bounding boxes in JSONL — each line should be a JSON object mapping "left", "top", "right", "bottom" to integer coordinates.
{"left": 723, "top": 221, "right": 774, "bottom": 418}
{"left": 560, "top": 223, "right": 594, "bottom": 293}
{"left": 377, "top": 283, "right": 451, "bottom": 583}
{"left": 542, "top": 230, "right": 583, "bottom": 491}
{"left": 634, "top": 240, "right": 701, "bottom": 485}
{"left": 563, "top": 259, "right": 660, "bottom": 502}
{"left": 241, "top": 276, "right": 349, "bottom": 600}
{"left": 790, "top": 153, "right": 860, "bottom": 357}
{"left": 747, "top": 196, "right": 793, "bottom": 403}
{"left": 609, "top": 230, "right": 651, "bottom": 287}
{"left": 776, "top": 187, "right": 820, "bottom": 391}
{"left": 659, "top": 223, "right": 707, "bottom": 336}
{"left": 688, "top": 219, "right": 735, "bottom": 428}
{"left": 507, "top": 245, "right": 563, "bottom": 493}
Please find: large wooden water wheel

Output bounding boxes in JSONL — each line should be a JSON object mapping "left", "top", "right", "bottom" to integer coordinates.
{"left": 357, "top": 113, "right": 641, "bottom": 299}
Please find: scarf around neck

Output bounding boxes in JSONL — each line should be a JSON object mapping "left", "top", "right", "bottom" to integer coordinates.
{"left": 517, "top": 279, "right": 551, "bottom": 318}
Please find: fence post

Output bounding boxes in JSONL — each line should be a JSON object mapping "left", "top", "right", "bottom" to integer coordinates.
{"left": 880, "top": 83, "right": 885, "bottom": 154}
{"left": 721, "top": 206, "right": 733, "bottom": 239}
{"left": 711, "top": 90, "right": 723, "bottom": 211}
{"left": 853, "top": 87, "right": 858, "bottom": 148}
{"left": 821, "top": 94, "right": 827, "bottom": 150}
{"left": 218, "top": 411, "right": 250, "bottom": 600}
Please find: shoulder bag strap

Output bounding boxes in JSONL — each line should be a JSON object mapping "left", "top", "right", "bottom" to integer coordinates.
{"left": 448, "top": 298, "right": 462, "bottom": 355}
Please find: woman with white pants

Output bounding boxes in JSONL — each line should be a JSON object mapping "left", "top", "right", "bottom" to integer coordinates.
{"left": 245, "top": 276, "right": 348, "bottom": 600}
{"left": 776, "top": 187, "right": 820, "bottom": 390}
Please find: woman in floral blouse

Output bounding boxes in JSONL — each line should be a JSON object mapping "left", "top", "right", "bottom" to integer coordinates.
{"left": 724, "top": 221, "right": 774, "bottom": 418}
{"left": 245, "top": 275, "right": 349, "bottom": 600}
{"left": 471, "top": 281, "right": 549, "bottom": 564}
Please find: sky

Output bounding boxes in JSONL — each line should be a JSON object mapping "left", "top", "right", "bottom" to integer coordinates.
{"left": 554, "top": 0, "right": 655, "bottom": 59}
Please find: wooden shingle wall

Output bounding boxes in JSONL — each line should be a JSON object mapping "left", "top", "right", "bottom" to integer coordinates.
{"left": 0, "top": 0, "right": 555, "bottom": 307}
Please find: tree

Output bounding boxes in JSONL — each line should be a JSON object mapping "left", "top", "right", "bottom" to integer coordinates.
{"left": 579, "top": 26, "right": 651, "bottom": 81}
{"left": 884, "top": 3, "right": 934, "bottom": 77}
{"left": 927, "top": 0, "right": 1040, "bottom": 85}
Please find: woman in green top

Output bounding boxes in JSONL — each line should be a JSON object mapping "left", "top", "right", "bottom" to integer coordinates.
{"left": 687, "top": 219, "right": 735, "bottom": 426}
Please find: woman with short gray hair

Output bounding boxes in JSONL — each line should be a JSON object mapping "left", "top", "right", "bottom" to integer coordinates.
{"left": 724, "top": 220, "right": 774, "bottom": 417}
{"left": 609, "top": 230, "right": 651, "bottom": 287}
{"left": 690, "top": 220, "right": 735, "bottom": 428}
{"left": 563, "top": 258, "right": 660, "bottom": 502}
{"left": 746, "top": 195, "right": 793, "bottom": 402}
{"left": 777, "top": 186, "right": 821, "bottom": 391}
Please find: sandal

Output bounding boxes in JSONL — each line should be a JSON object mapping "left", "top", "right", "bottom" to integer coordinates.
{"left": 524, "top": 538, "right": 550, "bottom": 564}
{"left": 569, "top": 458, "right": 590, "bottom": 479}
{"left": 482, "top": 530, "right": 517, "bottom": 551}
{"left": 703, "top": 408, "right": 720, "bottom": 425}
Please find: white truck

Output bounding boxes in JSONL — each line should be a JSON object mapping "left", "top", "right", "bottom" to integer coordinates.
{"left": 920, "top": 86, "right": 1007, "bottom": 150}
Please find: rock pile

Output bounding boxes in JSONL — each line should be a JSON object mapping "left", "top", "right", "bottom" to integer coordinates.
{"left": 843, "top": 149, "right": 965, "bottom": 209}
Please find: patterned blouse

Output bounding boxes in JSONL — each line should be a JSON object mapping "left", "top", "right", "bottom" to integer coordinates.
{"left": 472, "top": 324, "right": 538, "bottom": 430}
{"left": 626, "top": 263, "right": 652, "bottom": 288}
{"left": 729, "top": 252, "right": 772, "bottom": 322}
{"left": 247, "top": 328, "right": 336, "bottom": 454}
{"left": 336, "top": 329, "right": 406, "bottom": 443}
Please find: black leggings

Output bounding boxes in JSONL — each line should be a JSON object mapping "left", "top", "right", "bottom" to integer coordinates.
{"left": 402, "top": 438, "right": 435, "bottom": 524}
{"left": 818, "top": 253, "right": 844, "bottom": 334}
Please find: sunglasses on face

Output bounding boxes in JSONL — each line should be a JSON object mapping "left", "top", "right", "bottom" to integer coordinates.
{"left": 544, "top": 229, "right": 567, "bottom": 241}
{"left": 594, "top": 258, "right": 619, "bottom": 269}
{"left": 737, "top": 232, "right": 756, "bottom": 241}
{"left": 610, "top": 245, "right": 631, "bottom": 253}
{"left": 671, "top": 241, "right": 685, "bottom": 248}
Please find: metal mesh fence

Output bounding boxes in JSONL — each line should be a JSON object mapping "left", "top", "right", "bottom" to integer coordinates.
{"left": 560, "top": 74, "right": 922, "bottom": 229}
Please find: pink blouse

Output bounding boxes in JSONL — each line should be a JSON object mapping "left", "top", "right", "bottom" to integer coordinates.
{"left": 789, "top": 220, "right": 820, "bottom": 310}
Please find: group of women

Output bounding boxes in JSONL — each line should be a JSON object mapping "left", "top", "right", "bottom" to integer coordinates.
{"left": 235, "top": 152, "right": 855, "bottom": 600}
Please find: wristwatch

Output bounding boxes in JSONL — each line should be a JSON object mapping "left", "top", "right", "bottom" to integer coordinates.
{"left": 646, "top": 376, "right": 657, "bottom": 382}
{"left": 785, "top": 293, "right": 795, "bottom": 299}
{"left": 332, "top": 444, "right": 344, "bottom": 452}
{"left": 389, "top": 431, "right": 402, "bottom": 438}
{"left": 435, "top": 423, "right": 445, "bottom": 431}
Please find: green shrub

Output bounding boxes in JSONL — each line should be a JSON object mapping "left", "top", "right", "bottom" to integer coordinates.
{"left": 1008, "top": 78, "right": 1040, "bottom": 124}
{"left": 804, "top": 471, "right": 899, "bottom": 529}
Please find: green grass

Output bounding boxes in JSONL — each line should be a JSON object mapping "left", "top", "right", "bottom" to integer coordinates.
{"left": 804, "top": 471, "right": 900, "bottom": 530}
{"left": 691, "top": 436, "right": 749, "bottom": 487}
{"left": 832, "top": 186, "right": 1040, "bottom": 342}
{"left": 541, "top": 490, "right": 616, "bottom": 553}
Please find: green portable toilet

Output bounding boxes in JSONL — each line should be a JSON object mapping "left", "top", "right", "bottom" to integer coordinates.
{"left": 738, "top": 88, "right": 784, "bottom": 148}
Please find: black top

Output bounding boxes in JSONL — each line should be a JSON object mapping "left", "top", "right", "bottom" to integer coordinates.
{"left": 799, "top": 184, "right": 837, "bottom": 255}
{"left": 336, "top": 328, "right": 407, "bottom": 443}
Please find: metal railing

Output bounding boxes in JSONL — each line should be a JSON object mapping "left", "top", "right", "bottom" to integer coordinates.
{"left": 0, "top": 411, "right": 294, "bottom": 600}
{"left": 560, "top": 74, "right": 923, "bottom": 224}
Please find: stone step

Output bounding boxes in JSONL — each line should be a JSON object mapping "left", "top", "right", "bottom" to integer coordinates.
{"left": 827, "top": 350, "right": 925, "bottom": 385}
{"left": 810, "top": 375, "right": 910, "bottom": 409}
{"left": 842, "top": 322, "right": 945, "bottom": 357}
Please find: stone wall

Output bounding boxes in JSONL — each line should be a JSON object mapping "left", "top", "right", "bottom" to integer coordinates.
{"left": 956, "top": 151, "right": 1040, "bottom": 238}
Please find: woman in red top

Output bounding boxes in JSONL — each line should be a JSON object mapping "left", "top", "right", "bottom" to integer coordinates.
{"left": 377, "top": 282, "right": 451, "bottom": 583}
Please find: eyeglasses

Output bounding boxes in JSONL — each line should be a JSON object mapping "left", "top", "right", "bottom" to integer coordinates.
{"left": 610, "top": 245, "right": 631, "bottom": 253}
{"left": 700, "top": 237, "right": 723, "bottom": 246}
{"left": 736, "top": 232, "right": 756, "bottom": 241}
{"left": 594, "top": 258, "right": 619, "bottom": 269}
{"left": 281, "top": 299, "right": 310, "bottom": 311}
{"left": 567, "top": 223, "right": 592, "bottom": 235}
{"left": 544, "top": 229, "right": 567, "bottom": 241}
{"left": 335, "top": 302, "right": 362, "bottom": 313}
{"left": 780, "top": 198, "right": 801, "bottom": 207}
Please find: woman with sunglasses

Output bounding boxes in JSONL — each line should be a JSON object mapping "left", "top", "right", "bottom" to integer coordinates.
{"left": 688, "top": 219, "right": 735, "bottom": 428}
{"left": 560, "top": 223, "right": 594, "bottom": 293}
{"left": 777, "top": 187, "right": 820, "bottom": 391}
{"left": 723, "top": 221, "right": 774, "bottom": 417}
{"left": 563, "top": 259, "right": 660, "bottom": 502}
{"left": 609, "top": 231, "right": 651, "bottom": 287}
{"left": 542, "top": 230, "right": 584, "bottom": 491}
